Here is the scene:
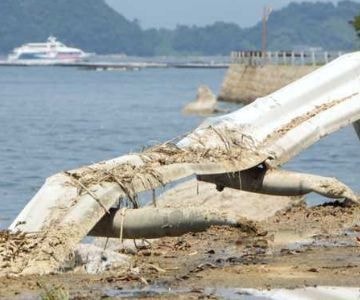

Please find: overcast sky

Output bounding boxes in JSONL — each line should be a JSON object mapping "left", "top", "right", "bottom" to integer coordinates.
{"left": 106, "top": 0, "right": 360, "bottom": 28}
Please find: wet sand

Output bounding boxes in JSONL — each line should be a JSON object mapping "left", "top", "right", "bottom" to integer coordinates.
{"left": 0, "top": 197, "right": 359, "bottom": 299}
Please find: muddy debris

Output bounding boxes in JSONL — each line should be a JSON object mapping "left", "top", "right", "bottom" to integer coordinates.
{"left": 0, "top": 200, "right": 360, "bottom": 299}
{"left": 0, "top": 231, "right": 42, "bottom": 272}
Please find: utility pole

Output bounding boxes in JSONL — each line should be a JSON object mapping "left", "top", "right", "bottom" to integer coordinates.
{"left": 262, "top": 6, "right": 272, "bottom": 57}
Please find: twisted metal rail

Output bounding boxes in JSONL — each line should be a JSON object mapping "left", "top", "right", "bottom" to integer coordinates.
{"left": 4, "top": 52, "right": 360, "bottom": 275}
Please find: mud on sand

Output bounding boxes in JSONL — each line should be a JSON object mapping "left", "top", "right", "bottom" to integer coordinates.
{"left": 0, "top": 200, "right": 359, "bottom": 299}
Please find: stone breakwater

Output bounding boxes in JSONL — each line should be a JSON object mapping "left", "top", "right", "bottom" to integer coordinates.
{"left": 218, "top": 64, "right": 318, "bottom": 104}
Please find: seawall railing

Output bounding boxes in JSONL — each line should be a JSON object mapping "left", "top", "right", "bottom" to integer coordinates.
{"left": 230, "top": 50, "right": 346, "bottom": 66}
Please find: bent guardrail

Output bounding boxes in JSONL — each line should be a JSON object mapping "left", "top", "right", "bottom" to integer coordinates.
{"left": 2, "top": 52, "right": 359, "bottom": 276}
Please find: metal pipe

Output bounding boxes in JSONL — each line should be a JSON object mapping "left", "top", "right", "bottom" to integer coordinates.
{"left": 198, "top": 167, "right": 358, "bottom": 203}
{"left": 88, "top": 207, "right": 250, "bottom": 239}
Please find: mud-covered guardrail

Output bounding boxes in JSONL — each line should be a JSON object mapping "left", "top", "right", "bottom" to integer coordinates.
{"left": 2, "top": 52, "right": 359, "bottom": 276}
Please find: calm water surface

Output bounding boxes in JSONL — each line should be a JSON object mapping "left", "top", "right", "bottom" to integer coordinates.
{"left": 0, "top": 66, "right": 358, "bottom": 228}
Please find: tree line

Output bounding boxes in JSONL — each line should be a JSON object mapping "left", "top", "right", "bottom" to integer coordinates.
{"left": 0, "top": 0, "right": 359, "bottom": 56}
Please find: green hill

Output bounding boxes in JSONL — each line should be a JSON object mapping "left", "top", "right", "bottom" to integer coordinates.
{"left": 0, "top": 0, "right": 359, "bottom": 56}
{"left": 167, "top": 1, "right": 360, "bottom": 55}
{"left": 250, "top": 1, "right": 360, "bottom": 50}
{"left": 0, "top": 0, "right": 149, "bottom": 55}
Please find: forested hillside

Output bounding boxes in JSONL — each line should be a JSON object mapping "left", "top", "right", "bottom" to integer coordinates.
{"left": 0, "top": 0, "right": 149, "bottom": 55}
{"left": 0, "top": 0, "right": 359, "bottom": 55}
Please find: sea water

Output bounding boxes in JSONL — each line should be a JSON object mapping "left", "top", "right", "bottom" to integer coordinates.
{"left": 0, "top": 66, "right": 358, "bottom": 228}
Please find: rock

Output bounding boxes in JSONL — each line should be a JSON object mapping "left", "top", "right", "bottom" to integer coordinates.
{"left": 183, "top": 85, "right": 217, "bottom": 115}
{"left": 73, "top": 244, "right": 131, "bottom": 274}
{"left": 93, "top": 238, "right": 152, "bottom": 254}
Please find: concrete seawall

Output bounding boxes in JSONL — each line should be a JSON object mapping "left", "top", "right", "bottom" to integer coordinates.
{"left": 218, "top": 64, "right": 318, "bottom": 103}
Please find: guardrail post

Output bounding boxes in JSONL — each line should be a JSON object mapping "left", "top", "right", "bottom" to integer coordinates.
{"left": 291, "top": 51, "right": 295, "bottom": 65}
{"left": 300, "top": 51, "right": 304, "bottom": 65}
{"left": 354, "top": 121, "right": 360, "bottom": 141}
{"left": 311, "top": 51, "right": 316, "bottom": 66}
{"left": 274, "top": 51, "right": 278, "bottom": 65}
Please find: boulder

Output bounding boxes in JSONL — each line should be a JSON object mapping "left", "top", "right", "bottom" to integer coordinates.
{"left": 183, "top": 85, "right": 217, "bottom": 115}
{"left": 72, "top": 244, "right": 130, "bottom": 274}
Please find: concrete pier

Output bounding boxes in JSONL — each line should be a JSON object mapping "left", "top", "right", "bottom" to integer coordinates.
{"left": 218, "top": 50, "right": 345, "bottom": 104}
{"left": 218, "top": 64, "right": 317, "bottom": 103}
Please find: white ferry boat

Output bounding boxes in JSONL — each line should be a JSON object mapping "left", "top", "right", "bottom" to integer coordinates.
{"left": 7, "top": 36, "right": 90, "bottom": 64}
